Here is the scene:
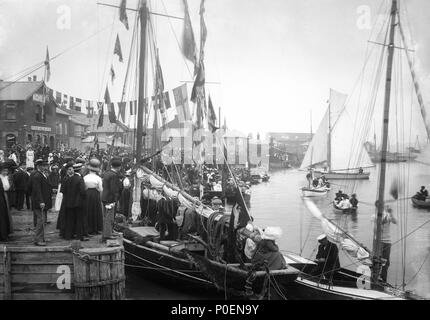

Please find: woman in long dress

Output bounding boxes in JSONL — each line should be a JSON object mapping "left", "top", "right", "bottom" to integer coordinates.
{"left": 84, "top": 159, "right": 103, "bottom": 235}
{"left": 0, "top": 163, "right": 12, "bottom": 241}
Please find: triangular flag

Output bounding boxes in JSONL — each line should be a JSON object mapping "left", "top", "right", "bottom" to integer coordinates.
{"left": 97, "top": 102, "right": 104, "bottom": 128}
{"left": 119, "top": 0, "right": 129, "bottom": 30}
{"left": 45, "top": 46, "right": 51, "bottom": 82}
{"left": 110, "top": 64, "right": 116, "bottom": 84}
{"left": 114, "top": 34, "right": 123, "bottom": 62}
{"left": 104, "top": 86, "right": 111, "bottom": 104}
{"left": 191, "top": 61, "right": 205, "bottom": 103}
{"left": 199, "top": 0, "right": 207, "bottom": 63}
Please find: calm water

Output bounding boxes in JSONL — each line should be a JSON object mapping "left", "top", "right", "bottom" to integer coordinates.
{"left": 126, "top": 162, "right": 430, "bottom": 299}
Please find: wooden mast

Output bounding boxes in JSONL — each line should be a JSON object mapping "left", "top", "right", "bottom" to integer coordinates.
{"left": 135, "top": 0, "right": 148, "bottom": 163}
{"left": 371, "top": 0, "right": 397, "bottom": 285}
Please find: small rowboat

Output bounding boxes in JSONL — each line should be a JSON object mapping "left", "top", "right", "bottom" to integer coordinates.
{"left": 333, "top": 200, "right": 357, "bottom": 214}
{"left": 411, "top": 197, "right": 430, "bottom": 209}
{"left": 301, "top": 187, "right": 328, "bottom": 197}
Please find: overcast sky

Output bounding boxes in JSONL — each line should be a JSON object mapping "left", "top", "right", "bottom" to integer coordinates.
{"left": 0, "top": 0, "right": 429, "bottom": 142}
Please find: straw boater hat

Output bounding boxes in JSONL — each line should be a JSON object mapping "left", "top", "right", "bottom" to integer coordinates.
{"left": 111, "top": 158, "right": 122, "bottom": 168}
{"left": 261, "top": 227, "right": 282, "bottom": 241}
{"left": 317, "top": 234, "right": 327, "bottom": 242}
{"left": 73, "top": 163, "right": 83, "bottom": 172}
{"left": 88, "top": 158, "right": 101, "bottom": 172}
{"left": 211, "top": 197, "right": 222, "bottom": 205}
{"left": 35, "top": 159, "right": 48, "bottom": 167}
{"left": 65, "top": 161, "right": 75, "bottom": 169}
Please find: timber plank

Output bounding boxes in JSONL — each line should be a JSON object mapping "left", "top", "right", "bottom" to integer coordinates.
{"left": 11, "top": 273, "right": 72, "bottom": 283}
{"left": 11, "top": 264, "right": 74, "bottom": 274}
{"left": 11, "top": 293, "right": 74, "bottom": 300}
{"left": 11, "top": 252, "right": 73, "bottom": 264}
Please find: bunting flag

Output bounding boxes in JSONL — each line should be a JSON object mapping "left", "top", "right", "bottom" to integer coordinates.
{"left": 119, "top": 101, "right": 126, "bottom": 123}
{"left": 86, "top": 100, "right": 94, "bottom": 118}
{"left": 110, "top": 64, "right": 116, "bottom": 83}
{"left": 119, "top": 0, "right": 129, "bottom": 30}
{"left": 114, "top": 34, "right": 123, "bottom": 62}
{"left": 75, "top": 98, "right": 82, "bottom": 111}
{"left": 97, "top": 102, "right": 104, "bottom": 128}
{"left": 208, "top": 95, "right": 218, "bottom": 133}
{"left": 182, "top": 0, "right": 197, "bottom": 67}
{"left": 108, "top": 103, "right": 116, "bottom": 123}
{"left": 45, "top": 46, "right": 51, "bottom": 82}
{"left": 173, "top": 84, "right": 191, "bottom": 122}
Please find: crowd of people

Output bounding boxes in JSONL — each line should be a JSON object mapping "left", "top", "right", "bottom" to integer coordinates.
{"left": 0, "top": 143, "right": 136, "bottom": 244}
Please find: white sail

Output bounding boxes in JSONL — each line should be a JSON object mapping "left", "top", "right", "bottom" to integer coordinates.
{"left": 300, "top": 89, "right": 374, "bottom": 170}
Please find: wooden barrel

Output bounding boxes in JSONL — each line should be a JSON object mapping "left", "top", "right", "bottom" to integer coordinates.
{"left": 72, "top": 246, "right": 125, "bottom": 300}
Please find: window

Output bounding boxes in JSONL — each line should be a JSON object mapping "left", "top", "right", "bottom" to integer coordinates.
{"left": 35, "top": 105, "right": 42, "bottom": 122}
{"left": 75, "top": 125, "right": 82, "bottom": 137}
{"left": 64, "top": 123, "right": 68, "bottom": 135}
{"left": 5, "top": 104, "right": 16, "bottom": 120}
{"left": 56, "top": 123, "right": 62, "bottom": 135}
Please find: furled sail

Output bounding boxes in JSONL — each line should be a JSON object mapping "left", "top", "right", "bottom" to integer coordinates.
{"left": 300, "top": 89, "right": 374, "bottom": 171}
{"left": 303, "top": 198, "right": 371, "bottom": 263}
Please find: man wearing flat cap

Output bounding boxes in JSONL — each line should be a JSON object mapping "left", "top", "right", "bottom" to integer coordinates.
{"left": 101, "top": 158, "right": 123, "bottom": 241}
{"left": 29, "top": 159, "right": 52, "bottom": 246}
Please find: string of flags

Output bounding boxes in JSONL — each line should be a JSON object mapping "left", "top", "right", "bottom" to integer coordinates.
{"left": 46, "top": 83, "right": 192, "bottom": 124}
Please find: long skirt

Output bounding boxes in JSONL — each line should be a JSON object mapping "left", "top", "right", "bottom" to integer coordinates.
{"left": 86, "top": 188, "right": 103, "bottom": 235}
{"left": 57, "top": 200, "right": 66, "bottom": 236}
{"left": 119, "top": 188, "right": 131, "bottom": 218}
{"left": 0, "top": 192, "right": 11, "bottom": 241}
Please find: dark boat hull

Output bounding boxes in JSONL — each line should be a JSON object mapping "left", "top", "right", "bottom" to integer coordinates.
{"left": 122, "top": 238, "right": 298, "bottom": 298}
{"left": 333, "top": 201, "right": 357, "bottom": 214}
{"left": 411, "top": 197, "right": 430, "bottom": 209}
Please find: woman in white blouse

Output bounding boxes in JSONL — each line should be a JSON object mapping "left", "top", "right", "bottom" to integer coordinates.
{"left": 84, "top": 159, "right": 104, "bottom": 235}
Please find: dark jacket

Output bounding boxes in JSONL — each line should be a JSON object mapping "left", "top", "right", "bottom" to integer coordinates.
{"left": 316, "top": 241, "right": 340, "bottom": 271}
{"left": 30, "top": 170, "right": 52, "bottom": 210}
{"left": 13, "top": 168, "right": 29, "bottom": 191}
{"left": 101, "top": 169, "right": 123, "bottom": 204}
{"left": 47, "top": 171, "right": 60, "bottom": 189}
{"left": 61, "top": 173, "right": 86, "bottom": 209}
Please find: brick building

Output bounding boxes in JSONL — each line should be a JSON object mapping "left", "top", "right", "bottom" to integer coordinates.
{"left": 0, "top": 80, "right": 57, "bottom": 150}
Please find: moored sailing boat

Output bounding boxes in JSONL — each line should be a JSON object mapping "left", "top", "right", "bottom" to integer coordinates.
{"left": 300, "top": 89, "right": 374, "bottom": 180}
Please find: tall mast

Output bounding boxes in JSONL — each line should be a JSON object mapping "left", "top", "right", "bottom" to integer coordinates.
{"left": 135, "top": 0, "right": 148, "bottom": 163}
{"left": 327, "top": 100, "right": 332, "bottom": 171}
{"left": 371, "top": 0, "right": 397, "bottom": 285}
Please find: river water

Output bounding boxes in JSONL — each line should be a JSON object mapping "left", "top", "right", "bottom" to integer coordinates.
{"left": 126, "top": 162, "right": 430, "bottom": 299}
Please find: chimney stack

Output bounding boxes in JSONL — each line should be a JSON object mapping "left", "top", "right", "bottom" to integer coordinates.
{"left": 33, "top": 75, "right": 37, "bottom": 81}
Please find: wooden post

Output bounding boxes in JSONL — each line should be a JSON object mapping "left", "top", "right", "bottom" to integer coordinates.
{"left": 3, "top": 248, "right": 11, "bottom": 300}
{"left": 73, "top": 247, "right": 125, "bottom": 300}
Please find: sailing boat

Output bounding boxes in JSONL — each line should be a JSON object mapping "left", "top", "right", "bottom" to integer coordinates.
{"left": 107, "top": 0, "right": 298, "bottom": 299}
{"left": 300, "top": 89, "right": 374, "bottom": 180}
{"left": 288, "top": 0, "right": 427, "bottom": 300}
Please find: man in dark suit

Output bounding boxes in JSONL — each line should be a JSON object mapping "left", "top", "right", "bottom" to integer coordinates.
{"left": 61, "top": 163, "right": 88, "bottom": 241}
{"left": 13, "top": 162, "right": 29, "bottom": 210}
{"left": 101, "top": 159, "right": 123, "bottom": 241}
{"left": 26, "top": 167, "right": 34, "bottom": 211}
{"left": 30, "top": 159, "right": 52, "bottom": 246}
{"left": 313, "top": 234, "right": 340, "bottom": 280}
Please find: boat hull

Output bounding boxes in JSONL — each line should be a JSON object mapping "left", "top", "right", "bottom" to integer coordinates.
{"left": 314, "top": 171, "right": 370, "bottom": 180}
{"left": 301, "top": 187, "right": 328, "bottom": 197}
{"left": 411, "top": 197, "right": 430, "bottom": 209}
{"left": 333, "top": 200, "right": 357, "bottom": 214}
{"left": 122, "top": 237, "right": 298, "bottom": 298}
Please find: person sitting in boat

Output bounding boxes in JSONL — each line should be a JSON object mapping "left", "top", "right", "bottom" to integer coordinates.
{"left": 358, "top": 167, "right": 364, "bottom": 174}
{"left": 312, "top": 178, "right": 319, "bottom": 188}
{"left": 350, "top": 193, "right": 358, "bottom": 209}
{"left": 306, "top": 171, "right": 313, "bottom": 188}
{"left": 338, "top": 197, "right": 352, "bottom": 210}
{"left": 335, "top": 190, "right": 343, "bottom": 201}
{"left": 251, "top": 227, "right": 286, "bottom": 271}
{"left": 415, "top": 186, "right": 429, "bottom": 201}
{"left": 312, "top": 234, "right": 340, "bottom": 280}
